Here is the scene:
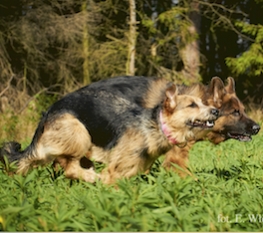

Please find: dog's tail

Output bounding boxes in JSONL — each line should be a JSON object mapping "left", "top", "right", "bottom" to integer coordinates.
{"left": 0, "top": 141, "right": 25, "bottom": 163}
{"left": 0, "top": 113, "right": 47, "bottom": 173}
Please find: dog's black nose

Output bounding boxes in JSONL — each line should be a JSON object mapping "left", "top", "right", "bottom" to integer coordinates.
{"left": 252, "top": 124, "right": 260, "bottom": 135}
{"left": 211, "top": 108, "right": 219, "bottom": 117}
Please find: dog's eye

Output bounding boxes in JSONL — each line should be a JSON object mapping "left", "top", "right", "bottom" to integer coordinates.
{"left": 233, "top": 109, "right": 240, "bottom": 116}
{"left": 188, "top": 102, "right": 198, "bottom": 108}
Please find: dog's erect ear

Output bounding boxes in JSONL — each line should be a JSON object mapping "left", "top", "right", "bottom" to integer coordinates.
{"left": 208, "top": 76, "right": 226, "bottom": 108}
{"left": 164, "top": 83, "right": 178, "bottom": 112}
{"left": 225, "top": 77, "right": 235, "bottom": 94}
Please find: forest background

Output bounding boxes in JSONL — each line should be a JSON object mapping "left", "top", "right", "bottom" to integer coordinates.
{"left": 0, "top": 0, "right": 263, "bottom": 141}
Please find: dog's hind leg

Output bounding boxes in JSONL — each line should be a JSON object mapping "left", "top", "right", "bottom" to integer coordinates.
{"left": 62, "top": 157, "right": 98, "bottom": 183}
{"left": 17, "top": 113, "right": 99, "bottom": 182}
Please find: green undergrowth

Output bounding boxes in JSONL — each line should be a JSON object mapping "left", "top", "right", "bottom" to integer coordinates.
{"left": 1, "top": 132, "right": 263, "bottom": 231}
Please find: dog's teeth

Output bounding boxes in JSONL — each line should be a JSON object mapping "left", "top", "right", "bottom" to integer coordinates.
{"left": 206, "top": 121, "right": 214, "bottom": 127}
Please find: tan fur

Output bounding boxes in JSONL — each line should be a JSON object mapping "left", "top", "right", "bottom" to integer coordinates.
{"left": 163, "top": 95, "right": 215, "bottom": 142}
{"left": 143, "top": 78, "right": 170, "bottom": 108}
{"left": 162, "top": 141, "right": 195, "bottom": 177}
{"left": 18, "top": 113, "right": 99, "bottom": 182}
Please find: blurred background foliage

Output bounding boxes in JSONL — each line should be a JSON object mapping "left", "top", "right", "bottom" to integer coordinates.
{"left": 0, "top": 0, "right": 263, "bottom": 113}
{"left": 0, "top": 3, "right": 263, "bottom": 231}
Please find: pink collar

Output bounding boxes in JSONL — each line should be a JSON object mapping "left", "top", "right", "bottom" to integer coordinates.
{"left": 159, "top": 111, "right": 178, "bottom": 145}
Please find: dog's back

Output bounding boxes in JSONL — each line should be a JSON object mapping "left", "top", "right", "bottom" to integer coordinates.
{"left": 47, "top": 83, "right": 147, "bottom": 149}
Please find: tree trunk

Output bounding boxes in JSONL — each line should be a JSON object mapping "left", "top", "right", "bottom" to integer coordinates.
{"left": 82, "top": 0, "right": 91, "bottom": 85}
{"left": 126, "top": 0, "right": 137, "bottom": 76}
{"left": 180, "top": 0, "right": 201, "bottom": 84}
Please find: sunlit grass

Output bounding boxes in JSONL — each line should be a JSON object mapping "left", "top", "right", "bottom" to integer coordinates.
{"left": 1, "top": 130, "right": 263, "bottom": 231}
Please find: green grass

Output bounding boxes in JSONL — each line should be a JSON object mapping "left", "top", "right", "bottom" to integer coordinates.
{"left": 1, "top": 133, "right": 263, "bottom": 231}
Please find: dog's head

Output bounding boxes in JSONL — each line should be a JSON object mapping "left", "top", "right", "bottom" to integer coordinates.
{"left": 206, "top": 77, "right": 260, "bottom": 144}
{"left": 160, "top": 84, "right": 219, "bottom": 144}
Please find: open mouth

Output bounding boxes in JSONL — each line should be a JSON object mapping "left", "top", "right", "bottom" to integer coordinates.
{"left": 227, "top": 132, "right": 252, "bottom": 142}
{"left": 187, "top": 120, "right": 215, "bottom": 128}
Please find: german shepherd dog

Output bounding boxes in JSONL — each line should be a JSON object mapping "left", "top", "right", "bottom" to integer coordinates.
{"left": 0, "top": 76, "right": 219, "bottom": 184}
{"left": 68, "top": 76, "right": 260, "bottom": 176}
